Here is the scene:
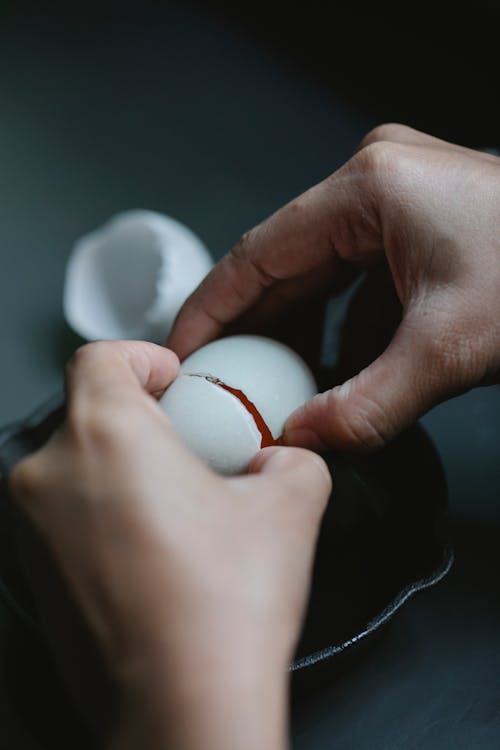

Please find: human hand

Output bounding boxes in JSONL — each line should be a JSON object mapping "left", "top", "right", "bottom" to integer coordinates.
{"left": 168, "top": 124, "right": 500, "bottom": 451}
{"left": 9, "top": 340, "right": 331, "bottom": 750}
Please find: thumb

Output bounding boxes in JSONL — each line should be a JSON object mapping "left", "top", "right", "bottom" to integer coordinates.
{"left": 284, "top": 322, "right": 440, "bottom": 452}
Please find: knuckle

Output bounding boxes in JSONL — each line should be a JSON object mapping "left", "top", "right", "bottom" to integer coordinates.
{"left": 8, "top": 455, "right": 43, "bottom": 503}
{"left": 286, "top": 196, "right": 307, "bottom": 216}
{"left": 67, "top": 341, "right": 108, "bottom": 377}
{"left": 359, "top": 122, "right": 408, "bottom": 149}
{"left": 349, "top": 141, "right": 413, "bottom": 207}
{"left": 340, "top": 413, "right": 388, "bottom": 451}
{"left": 232, "top": 228, "right": 257, "bottom": 261}
{"left": 328, "top": 387, "right": 391, "bottom": 451}
{"left": 8, "top": 460, "right": 31, "bottom": 498}
{"left": 354, "top": 139, "right": 402, "bottom": 177}
{"left": 230, "top": 227, "right": 275, "bottom": 288}
{"left": 69, "top": 341, "right": 97, "bottom": 366}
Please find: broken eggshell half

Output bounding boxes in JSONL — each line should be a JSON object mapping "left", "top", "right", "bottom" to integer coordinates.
{"left": 160, "top": 335, "right": 318, "bottom": 475}
{"left": 63, "top": 210, "right": 213, "bottom": 343}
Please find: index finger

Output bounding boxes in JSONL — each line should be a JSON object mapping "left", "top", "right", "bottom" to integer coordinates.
{"left": 66, "top": 340, "right": 180, "bottom": 405}
{"left": 166, "top": 177, "right": 349, "bottom": 360}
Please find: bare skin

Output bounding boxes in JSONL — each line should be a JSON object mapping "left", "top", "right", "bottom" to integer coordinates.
{"left": 168, "top": 124, "right": 500, "bottom": 451}
{"left": 8, "top": 124, "right": 500, "bottom": 749}
{"left": 9, "top": 340, "right": 331, "bottom": 750}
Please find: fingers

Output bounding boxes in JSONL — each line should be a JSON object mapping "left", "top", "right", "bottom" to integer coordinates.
{"left": 12, "top": 342, "right": 181, "bottom": 496}
{"left": 168, "top": 122, "right": 499, "bottom": 364}
{"left": 222, "top": 261, "right": 338, "bottom": 336}
{"left": 167, "top": 179, "right": 355, "bottom": 359}
{"left": 248, "top": 445, "right": 332, "bottom": 511}
{"left": 284, "top": 320, "right": 444, "bottom": 452}
{"left": 13, "top": 340, "right": 180, "bottom": 504}
{"left": 65, "top": 340, "right": 180, "bottom": 404}
{"left": 167, "top": 125, "right": 431, "bottom": 361}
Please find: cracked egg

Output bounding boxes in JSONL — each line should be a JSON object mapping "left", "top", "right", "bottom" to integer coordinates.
{"left": 160, "top": 335, "right": 317, "bottom": 475}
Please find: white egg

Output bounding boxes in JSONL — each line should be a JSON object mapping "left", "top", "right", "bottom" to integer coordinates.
{"left": 160, "top": 335, "right": 317, "bottom": 475}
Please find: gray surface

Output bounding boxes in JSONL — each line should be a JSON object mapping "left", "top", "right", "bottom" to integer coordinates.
{"left": 0, "top": 4, "right": 363, "bottom": 427}
{"left": 1, "top": 4, "right": 499, "bottom": 749}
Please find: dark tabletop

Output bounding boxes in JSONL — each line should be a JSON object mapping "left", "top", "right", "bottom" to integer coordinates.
{"left": 1, "top": 3, "right": 499, "bottom": 748}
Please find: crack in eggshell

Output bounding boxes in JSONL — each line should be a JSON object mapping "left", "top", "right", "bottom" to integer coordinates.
{"left": 186, "top": 373, "right": 282, "bottom": 449}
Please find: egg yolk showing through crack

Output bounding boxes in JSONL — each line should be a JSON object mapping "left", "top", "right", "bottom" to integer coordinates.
{"left": 206, "top": 376, "right": 282, "bottom": 448}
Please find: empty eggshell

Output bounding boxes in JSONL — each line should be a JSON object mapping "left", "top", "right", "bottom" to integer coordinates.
{"left": 160, "top": 335, "right": 317, "bottom": 475}
{"left": 63, "top": 210, "right": 213, "bottom": 343}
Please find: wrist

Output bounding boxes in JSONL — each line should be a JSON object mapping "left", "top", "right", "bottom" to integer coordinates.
{"left": 111, "top": 639, "right": 289, "bottom": 750}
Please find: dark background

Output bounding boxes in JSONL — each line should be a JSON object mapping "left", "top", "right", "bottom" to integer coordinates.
{"left": 1, "top": 2, "right": 499, "bottom": 748}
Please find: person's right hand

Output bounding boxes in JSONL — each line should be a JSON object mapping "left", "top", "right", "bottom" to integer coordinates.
{"left": 168, "top": 124, "right": 500, "bottom": 451}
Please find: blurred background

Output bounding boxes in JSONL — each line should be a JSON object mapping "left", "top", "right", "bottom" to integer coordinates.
{"left": 1, "top": 0, "right": 500, "bottom": 426}
{"left": 1, "top": 2, "right": 500, "bottom": 748}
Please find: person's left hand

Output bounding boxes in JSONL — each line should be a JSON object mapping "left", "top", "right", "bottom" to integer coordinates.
{"left": 9, "top": 340, "right": 331, "bottom": 750}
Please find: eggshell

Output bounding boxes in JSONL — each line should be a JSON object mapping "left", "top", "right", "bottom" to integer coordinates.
{"left": 160, "top": 335, "right": 317, "bottom": 475}
{"left": 63, "top": 210, "right": 213, "bottom": 343}
{"left": 161, "top": 375, "right": 261, "bottom": 475}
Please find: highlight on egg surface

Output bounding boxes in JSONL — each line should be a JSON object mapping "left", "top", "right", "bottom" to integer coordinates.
{"left": 160, "top": 335, "right": 317, "bottom": 475}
